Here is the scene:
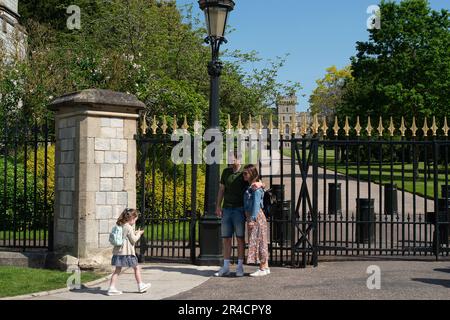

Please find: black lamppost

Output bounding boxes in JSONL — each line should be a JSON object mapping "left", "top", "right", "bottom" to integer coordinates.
{"left": 197, "top": 0, "right": 235, "bottom": 265}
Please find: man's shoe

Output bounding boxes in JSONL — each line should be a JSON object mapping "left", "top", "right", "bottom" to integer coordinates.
{"left": 214, "top": 267, "right": 230, "bottom": 277}
{"left": 138, "top": 283, "right": 151, "bottom": 293}
{"left": 107, "top": 287, "right": 123, "bottom": 296}
{"left": 264, "top": 268, "right": 271, "bottom": 275}
{"left": 250, "top": 269, "right": 268, "bottom": 277}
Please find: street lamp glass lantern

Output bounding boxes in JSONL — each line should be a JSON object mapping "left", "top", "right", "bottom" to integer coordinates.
{"left": 199, "top": 0, "right": 235, "bottom": 38}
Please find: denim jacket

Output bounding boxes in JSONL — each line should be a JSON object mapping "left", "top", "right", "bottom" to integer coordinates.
{"left": 243, "top": 187, "right": 264, "bottom": 221}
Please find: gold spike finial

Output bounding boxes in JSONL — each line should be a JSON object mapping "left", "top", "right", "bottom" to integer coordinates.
{"left": 431, "top": 116, "right": 438, "bottom": 136}
{"left": 279, "top": 116, "right": 285, "bottom": 135}
{"left": 268, "top": 114, "right": 274, "bottom": 134}
{"left": 193, "top": 116, "right": 201, "bottom": 135}
{"left": 140, "top": 112, "right": 148, "bottom": 135}
{"left": 388, "top": 117, "right": 395, "bottom": 137}
{"left": 182, "top": 115, "right": 189, "bottom": 132}
{"left": 312, "top": 114, "right": 320, "bottom": 135}
{"left": 161, "top": 115, "right": 168, "bottom": 134}
{"left": 291, "top": 111, "right": 297, "bottom": 135}
{"left": 443, "top": 117, "right": 449, "bottom": 137}
{"left": 343, "top": 117, "right": 350, "bottom": 136}
{"left": 422, "top": 117, "right": 429, "bottom": 137}
{"left": 366, "top": 116, "right": 373, "bottom": 137}
{"left": 355, "top": 116, "right": 362, "bottom": 137}
{"left": 302, "top": 113, "right": 308, "bottom": 136}
{"left": 333, "top": 116, "right": 340, "bottom": 136}
{"left": 258, "top": 115, "right": 264, "bottom": 135}
{"left": 172, "top": 115, "right": 178, "bottom": 133}
{"left": 226, "top": 114, "right": 233, "bottom": 132}
{"left": 321, "top": 116, "right": 328, "bottom": 135}
{"left": 400, "top": 117, "right": 406, "bottom": 137}
{"left": 377, "top": 116, "right": 384, "bottom": 137}
{"left": 247, "top": 114, "right": 253, "bottom": 131}
{"left": 237, "top": 114, "right": 243, "bottom": 132}
{"left": 151, "top": 115, "right": 158, "bottom": 135}
{"left": 411, "top": 117, "right": 417, "bottom": 137}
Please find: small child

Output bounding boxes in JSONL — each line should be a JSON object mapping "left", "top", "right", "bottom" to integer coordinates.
{"left": 107, "top": 208, "right": 151, "bottom": 296}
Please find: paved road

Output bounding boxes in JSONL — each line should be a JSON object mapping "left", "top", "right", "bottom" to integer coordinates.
{"left": 170, "top": 261, "right": 450, "bottom": 300}
{"left": 10, "top": 261, "right": 450, "bottom": 300}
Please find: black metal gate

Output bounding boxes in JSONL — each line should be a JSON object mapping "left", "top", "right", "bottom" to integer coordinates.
{"left": 136, "top": 115, "right": 450, "bottom": 267}
{"left": 135, "top": 135, "right": 199, "bottom": 263}
{"left": 314, "top": 137, "right": 450, "bottom": 259}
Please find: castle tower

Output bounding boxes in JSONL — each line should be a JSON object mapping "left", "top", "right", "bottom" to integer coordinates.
{"left": 277, "top": 94, "right": 298, "bottom": 147}
{"left": 0, "top": 0, "right": 26, "bottom": 61}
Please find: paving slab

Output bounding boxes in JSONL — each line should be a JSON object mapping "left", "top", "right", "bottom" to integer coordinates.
{"left": 15, "top": 264, "right": 217, "bottom": 300}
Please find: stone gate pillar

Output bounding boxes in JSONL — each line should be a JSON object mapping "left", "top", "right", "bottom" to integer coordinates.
{"left": 49, "top": 89, "right": 145, "bottom": 269}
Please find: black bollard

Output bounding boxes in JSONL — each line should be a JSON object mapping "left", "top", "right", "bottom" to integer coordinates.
{"left": 384, "top": 183, "right": 398, "bottom": 215}
{"left": 437, "top": 199, "right": 450, "bottom": 246}
{"left": 328, "top": 183, "right": 342, "bottom": 215}
{"left": 271, "top": 184, "right": 285, "bottom": 203}
{"left": 356, "top": 199, "right": 375, "bottom": 244}
{"left": 272, "top": 200, "right": 291, "bottom": 247}
{"left": 441, "top": 185, "right": 450, "bottom": 199}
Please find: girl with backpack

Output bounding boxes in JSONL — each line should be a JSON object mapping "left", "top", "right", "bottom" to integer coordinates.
{"left": 107, "top": 208, "right": 151, "bottom": 296}
{"left": 243, "top": 164, "right": 270, "bottom": 277}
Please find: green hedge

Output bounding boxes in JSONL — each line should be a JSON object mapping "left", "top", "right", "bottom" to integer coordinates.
{"left": 139, "top": 167, "right": 205, "bottom": 220}
{"left": 0, "top": 145, "right": 54, "bottom": 230}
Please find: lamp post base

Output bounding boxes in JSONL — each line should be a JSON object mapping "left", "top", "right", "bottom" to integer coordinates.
{"left": 197, "top": 216, "right": 223, "bottom": 266}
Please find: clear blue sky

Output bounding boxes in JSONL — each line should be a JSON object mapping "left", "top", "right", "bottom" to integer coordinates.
{"left": 176, "top": 0, "right": 448, "bottom": 111}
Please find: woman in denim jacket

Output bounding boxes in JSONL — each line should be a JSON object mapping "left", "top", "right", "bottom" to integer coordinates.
{"left": 243, "top": 164, "right": 270, "bottom": 277}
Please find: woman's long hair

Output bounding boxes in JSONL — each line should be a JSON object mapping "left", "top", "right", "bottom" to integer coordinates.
{"left": 244, "top": 164, "right": 261, "bottom": 183}
{"left": 116, "top": 208, "right": 139, "bottom": 226}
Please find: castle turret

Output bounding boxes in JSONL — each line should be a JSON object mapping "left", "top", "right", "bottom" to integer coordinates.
{"left": 277, "top": 94, "right": 298, "bottom": 135}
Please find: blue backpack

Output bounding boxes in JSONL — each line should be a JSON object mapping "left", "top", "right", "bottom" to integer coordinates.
{"left": 109, "top": 225, "right": 124, "bottom": 246}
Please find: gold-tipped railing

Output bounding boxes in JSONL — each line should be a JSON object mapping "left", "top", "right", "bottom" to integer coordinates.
{"left": 139, "top": 113, "right": 450, "bottom": 139}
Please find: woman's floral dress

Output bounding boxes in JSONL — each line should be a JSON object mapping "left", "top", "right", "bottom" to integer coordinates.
{"left": 244, "top": 187, "right": 268, "bottom": 265}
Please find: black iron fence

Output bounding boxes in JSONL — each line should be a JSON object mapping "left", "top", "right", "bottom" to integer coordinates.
{"left": 136, "top": 115, "right": 450, "bottom": 267}
{"left": 0, "top": 116, "right": 55, "bottom": 251}
{"left": 135, "top": 134, "right": 200, "bottom": 263}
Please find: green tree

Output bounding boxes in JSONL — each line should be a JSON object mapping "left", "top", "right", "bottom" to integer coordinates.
{"left": 15, "top": 0, "right": 300, "bottom": 128}
{"left": 338, "top": 0, "right": 450, "bottom": 127}
{"left": 309, "top": 65, "right": 353, "bottom": 122}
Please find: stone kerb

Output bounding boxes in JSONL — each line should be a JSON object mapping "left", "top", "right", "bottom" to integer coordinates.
{"left": 49, "top": 89, "right": 145, "bottom": 269}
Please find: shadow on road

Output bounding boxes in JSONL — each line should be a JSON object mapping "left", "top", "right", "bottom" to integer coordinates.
{"left": 433, "top": 267, "right": 450, "bottom": 274}
{"left": 411, "top": 278, "right": 450, "bottom": 288}
{"left": 69, "top": 286, "right": 108, "bottom": 296}
{"left": 141, "top": 266, "right": 215, "bottom": 278}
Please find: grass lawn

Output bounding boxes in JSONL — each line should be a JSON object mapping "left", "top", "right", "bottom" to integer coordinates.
{"left": 333, "top": 163, "right": 449, "bottom": 199}
{"left": 1, "top": 222, "right": 200, "bottom": 243}
{"left": 0, "top": 229, "right": 47, "bottom": 241}
{"left": 282, "top": 146, "right": 448, "bottom": 198}
{"left": 0, "top": 266, "right": 105, "bottom": 298}
{"left": 143, "top": 220, "right": 199, "bottom": 242}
